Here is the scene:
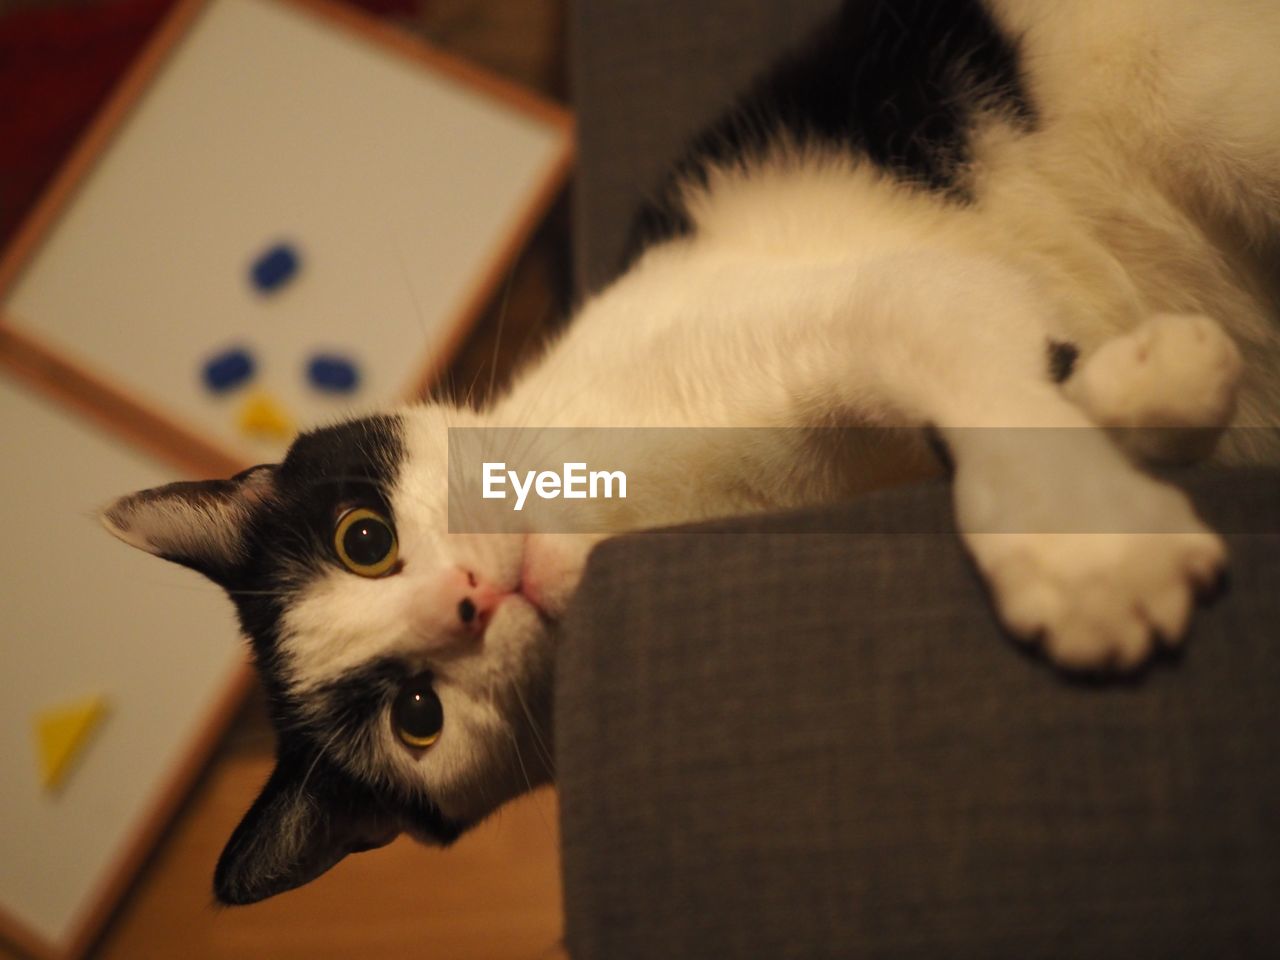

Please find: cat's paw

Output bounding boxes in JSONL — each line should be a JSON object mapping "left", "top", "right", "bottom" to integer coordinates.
{"left": 1075, "top": 313, "right": 1242, "bottom": 427}
{"left": 967, "top": 528, "right": 1225, "bottom": 670}
{"left": 953, "top": 429, "right": 1226, "bottom": 671}
{"left": 1069, "top": 314, "right": 1242, "bottom": 462}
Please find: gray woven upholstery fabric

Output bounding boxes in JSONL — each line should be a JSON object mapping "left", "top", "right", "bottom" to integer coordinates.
{"left": 556, "top": 470, "right": 1280, "bottom": 958}
{"left": 569, "top": 0, "right": 841, "bottom": 293}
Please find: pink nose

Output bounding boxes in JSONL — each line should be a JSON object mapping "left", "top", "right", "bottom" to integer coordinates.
{"left": 455, "top": 571, "right": 509, "bottom": 634}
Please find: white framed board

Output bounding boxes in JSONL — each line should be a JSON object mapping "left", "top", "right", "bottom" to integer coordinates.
{"left": 0, "top": 0, "right": 572, "bottom": 471}
{"left": 0, "top": 366, "right": 251, "bottom": 960}
{"left": 0, "top": 0, "right": 572, "bottom": 955}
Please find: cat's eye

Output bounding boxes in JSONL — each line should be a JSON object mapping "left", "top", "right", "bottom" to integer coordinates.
{"left": 392, "top": 674, "right": 443, "bottom": 749}
{"left": 333, "top": 507, "right": 398, "bottom": 577}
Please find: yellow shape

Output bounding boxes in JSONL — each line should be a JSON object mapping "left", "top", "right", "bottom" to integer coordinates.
{"left": 238, "top": 391, "right": 295, "bottom": 441}
{"left": 34, "top": 695, "right": 109, "bottom": 791}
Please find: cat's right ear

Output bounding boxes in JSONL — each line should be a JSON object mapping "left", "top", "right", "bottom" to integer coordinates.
{"left": 213, "top": 739, "right": 404, "bottom": 905}
{"left": 100, "top": 464, "right": 276, "bottom": 584}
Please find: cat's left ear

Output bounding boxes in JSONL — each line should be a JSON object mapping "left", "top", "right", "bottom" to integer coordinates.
{"left": 100, "top": 464, "right": 276, "bottom": 584}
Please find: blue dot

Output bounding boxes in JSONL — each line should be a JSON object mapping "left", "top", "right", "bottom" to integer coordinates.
{"left": 251, "top": 243, "right": 300, "bottom": 293}
{"left": 203, "top": 347, "right": 255, "bottom": 392}
{"left": 307, "top": 354, "right": 360, "bottom": 393}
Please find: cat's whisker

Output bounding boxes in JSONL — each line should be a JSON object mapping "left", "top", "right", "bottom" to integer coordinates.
{"left": 392, "top": 235, "right": 432, "bottom": 352}
{"left": 484, "top": 255, "right": 525, "bottom": 406}
{"left": 461, "top": 353, "right": 490, "bottom": 411}
{"left": 513, "top": 682, "right": 555, "bottom": 777}
{"left": 505, "top": 730, "right": 535, "bottom": 801}
{"left": 296, "top": 726, "right": 343, "bottom": 798}
{"left": 509, "top": 291, "right": 558, "bottom": 376}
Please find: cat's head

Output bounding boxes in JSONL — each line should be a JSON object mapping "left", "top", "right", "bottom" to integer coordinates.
{"left": 102, "top": 405, "right": 560, "bottom": 904}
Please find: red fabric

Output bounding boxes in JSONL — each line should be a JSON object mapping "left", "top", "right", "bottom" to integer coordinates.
{"left": 0, "top": 0, "right": 420, "bottom": 250}
{"left": 0, "top": 0, "right": 175, "bottom": 247}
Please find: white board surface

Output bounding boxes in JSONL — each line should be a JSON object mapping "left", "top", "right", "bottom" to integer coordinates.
{"left": 3, "top": 0, "right": 566, "bottom": 462}
{"left": 0, "top": 372, "right": 244, "bottom": 950}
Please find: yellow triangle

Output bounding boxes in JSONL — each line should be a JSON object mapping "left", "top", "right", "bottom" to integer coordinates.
{"left": 35, "top": 695, "right": 108, "bottom": 791}
{"left": 238, "top": 391, "right": 295, "bottom": 441}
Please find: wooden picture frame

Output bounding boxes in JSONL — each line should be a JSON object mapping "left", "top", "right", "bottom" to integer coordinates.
{"left": 0, "top": 0, "right": 572, "bottom": 955}
{"left": 0, "top": 0, "right": 573, "bottom": 477}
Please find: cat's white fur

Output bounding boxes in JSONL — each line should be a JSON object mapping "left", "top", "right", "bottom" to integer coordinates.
{"left": 112, "top": 0, "right": 1279, "bottom": 825}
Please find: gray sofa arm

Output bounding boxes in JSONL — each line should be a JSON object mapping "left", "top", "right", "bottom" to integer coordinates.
{"left": 555, "top": 469, "right": 1280, "bottom": 958}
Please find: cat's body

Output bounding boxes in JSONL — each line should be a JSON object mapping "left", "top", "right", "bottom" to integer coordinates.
{"left": 104, "top": 0, "right": 1277, "bottom": 905}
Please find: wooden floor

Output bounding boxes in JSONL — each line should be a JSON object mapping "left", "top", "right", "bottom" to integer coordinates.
{"left": 78, "top": 688, "right": 566, "bottom": 960}
{"left": 2, "top": 1, "right": 574, "bottom": 957}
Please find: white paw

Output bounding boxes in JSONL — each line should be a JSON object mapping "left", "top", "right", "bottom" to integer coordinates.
{"left": 953, "top": 428, "right": 1226, "bottom": 671}
{"left": 967, "top": 528, "right": 1225, "bottom": 670}
{"left": 1074, "top": 314, "right": 1242, "bottom": 433}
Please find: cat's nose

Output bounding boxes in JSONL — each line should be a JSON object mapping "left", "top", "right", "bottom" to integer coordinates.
{"left": 456, "top": 571, "right": 509, "bottom": 634}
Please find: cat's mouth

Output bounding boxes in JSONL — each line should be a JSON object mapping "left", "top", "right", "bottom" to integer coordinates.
{"left": 512, "top": 537, "right": 554, "bottom": 622}
{"left": 512, "top": 576, "right": 553, "bottom": 623}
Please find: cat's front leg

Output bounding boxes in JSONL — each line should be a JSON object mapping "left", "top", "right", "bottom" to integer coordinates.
{"left": 948, "top": 420, "right": 1226, "bottom": 670}
{"left": 1062, "top": 314, "right": 1243, "bottom": 464}
{"left": 820, "top": 254, "right": 1228, "bottom": 670}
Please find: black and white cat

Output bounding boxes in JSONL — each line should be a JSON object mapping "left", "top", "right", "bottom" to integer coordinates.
{"left": 103, "top": 0, "right": 1277, "bottom": 905}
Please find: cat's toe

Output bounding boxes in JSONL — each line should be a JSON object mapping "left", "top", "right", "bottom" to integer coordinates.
{"left": 971, "top": 528, "right": 1227, "bottom": 673}
{"left": 1045, "top": 602, "right": 1152, "bottom": 672}
{"left": 1141, "top": 578, "right": 1193, "bottom": 643}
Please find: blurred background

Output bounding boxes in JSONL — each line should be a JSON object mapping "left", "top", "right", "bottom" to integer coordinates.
{"left": 0, "top": 0, "right": 573, "bottom": 957}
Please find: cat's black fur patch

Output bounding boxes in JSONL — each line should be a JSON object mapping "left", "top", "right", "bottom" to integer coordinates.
{"left": 226, "top": 414, "right": 405, "bottom": 711}
{"left": 1048, "top": 339, "right": 1079, "bottom": 383}
{"left": 306, "top": 658, "right": 408, "bottom": 758}
{"left": 302, "top": 661, "right": 467, "bottom": 845}
{"left": 622, "top": 0, "right": 1036, "bottom": 270}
